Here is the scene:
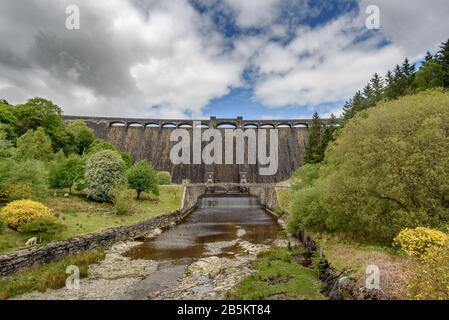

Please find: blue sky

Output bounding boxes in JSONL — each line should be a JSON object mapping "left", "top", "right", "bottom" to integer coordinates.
{"left": 0, "top": 0, "right": 448, "bottom": 119}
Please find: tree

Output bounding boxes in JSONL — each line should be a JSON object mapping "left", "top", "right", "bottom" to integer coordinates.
{"left": 13, "top": 98, "right": 68, "bottom": 151}
{"left": 424, "top": 50, "right": 434, "bottom": 63}
{"left": 0, "top": 103, "right": 17, "bottom": 141}
{"left": 370, "top": 73, "right": 384, "bottom": 103}
{"left": 15, "top": 127, "right": 53, "bottom": 161}
{"left": 304, "top": 112, "right": 322, "bottom": 164}
{"left": 290, "top": 90, "right": 449, "bottom": 243}
{"left": 415, "top": 60, "right": 444, "bottom": 90}
{"left": 66, "top": 120, "right": 95, "bottom": 155}
{"left": 436, "top": 39, "right": 449, "bottom": 87}
{"left": 126, "top": 160, "right": 159, "bottom": 200}
{"left": 85, "top": 150, "right": 126, "bottom": 203}
{"left": 48, "top": 154, "right": 85, "bottom": 193}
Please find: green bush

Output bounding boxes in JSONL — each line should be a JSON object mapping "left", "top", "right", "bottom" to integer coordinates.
{"left": 113, "top": 188, "right": 133, "bottom": 215}
{"left": 289, "top": 90, "right": 449, "bottom": 242}
{"left": 17, "top": 217, "right": 65, "bottom": 235}
{"left": 65, "top": 120, "right": 95, "bottom": 155}
{"left": 15, "top": 127, "right": 53, "bottom": 161}
{"left": 48, "top": 154, "right": 85, "bottom": 193}
{"left": 127, "top": 160, "right": 159, "bottom": 199}
{"left": 156, "top": 171, "right": 171, "bottom": 185}
{"left": 85, "top": 150, "right": 126, "bottom": 203}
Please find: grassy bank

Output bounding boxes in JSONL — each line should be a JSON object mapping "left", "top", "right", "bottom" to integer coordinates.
{"left": 0, "top": 185, "right": 183, "bottom": 254}
{"left": 0, "top": 248, "right": 106, "bottom": 300}
{"left": 310, "top": 234, "right": 415, "bottom": 299}
{"left": 228, "top": 246, "right": 325, "bottom": 300}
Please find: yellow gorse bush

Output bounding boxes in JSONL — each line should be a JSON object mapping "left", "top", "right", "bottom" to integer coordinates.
{"left": 0, "top": 199, "right": 55, "bottom": 229}
{"left": 393, "top": 227, "right": 449, "bottom": 258}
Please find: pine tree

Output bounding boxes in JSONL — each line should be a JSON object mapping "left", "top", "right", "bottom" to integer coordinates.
{"left": 370, "top": 73, "right": 384, "bottom": 103}
{"left": 304, "top": 112, "right": 322, "bottom": 164}
{"left": 363, "top": 83, "right": 374, "bottom": 108}
{"left": 342, "top": 100, "right": 354, "bottom": 121}
{"left": 436, "top": 39, "right": 449, "bottom": 87}
{"left": 424, "top": 51, "right": 434, "bottom": 63}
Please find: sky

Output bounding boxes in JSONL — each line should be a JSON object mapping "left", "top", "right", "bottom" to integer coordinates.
{"left": 0, "top": 0, "right": 448, "bottom": 120}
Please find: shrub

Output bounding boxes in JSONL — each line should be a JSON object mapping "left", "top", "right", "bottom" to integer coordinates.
{"left": 85, "top": 150, "right": 126, "bottom": 203}
{"left": 0, "top": 200, "right": 55, "bottom": 230}
{"left": 17, "top": 217, "right": 64, "bottom": 235}
{"left": 0, "top": 159, "right": 47, "bottom": 201}
{"left": 48, "top": 154, "right": 85, "bottom": 193}
{"left": 15, "top": 127, "right": 53, "bottom": 161}
{"left": 156, "top": 171, "right": 171, "bottom": 185}
{"left": 408, "top": 244, "right": 449, "bottom": 300}
{"left": 113, "top": 188, "right": 134, "bottom": 215}
{"left": 127, "top": 160, "right": 159, "bottom": 199}
{"left": 393, "top": 227, "right": 449, "bottom": 258}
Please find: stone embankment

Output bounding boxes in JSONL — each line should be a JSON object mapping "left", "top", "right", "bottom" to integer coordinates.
{"left": 0, "top": 208, "right": 193, "bottom": 276}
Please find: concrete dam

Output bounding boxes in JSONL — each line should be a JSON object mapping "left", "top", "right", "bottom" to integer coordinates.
{"left": 64, "top": 116, "right": 322, "bottom": 184}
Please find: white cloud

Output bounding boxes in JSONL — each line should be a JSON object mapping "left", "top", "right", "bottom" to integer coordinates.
{"left": 358, "top": 0, "right": 449, "bottom": 59}
{"left": 224, "top": 0, "right": 280, "bottom": 28}
{"left": 252, "top": 15, "right": 403, "bottom": 108}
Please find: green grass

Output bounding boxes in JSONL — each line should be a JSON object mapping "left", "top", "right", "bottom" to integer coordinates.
{"left": 0, "top": 248, "right": 106, "bottom": 300}
{"left": 0, "top": 185, "right": 183, "bottom": 254}
{"left": 228, "top": 247, "right": 325, "bottom": 300}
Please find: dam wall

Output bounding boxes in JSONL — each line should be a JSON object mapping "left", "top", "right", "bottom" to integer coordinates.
{"left": 64, "top": 116, "right": 312, "bottom": 183}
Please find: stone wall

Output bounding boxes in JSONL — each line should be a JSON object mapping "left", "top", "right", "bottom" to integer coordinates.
{"left": 0, "top": 209, "right": 194, "bottom": 277}
{"left": 248, "top": 185, "right": 278, "bottom": 208}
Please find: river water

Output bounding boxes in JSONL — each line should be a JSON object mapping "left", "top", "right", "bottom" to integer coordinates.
{"left": 120, "top": 195, "right": 285, "bottom": 299}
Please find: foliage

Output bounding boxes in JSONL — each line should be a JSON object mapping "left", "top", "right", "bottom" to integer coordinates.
{"left": 127, "top": 160, "right": 160, "bottom": 199}
{"left": 408, "top": 243, "right": 449, "bottom": 300}
{"left": 0, "top": 217, "right": 4, "bottom": 234}
{"left": 17, "top": 217, "right": 64, "bottom": 235}
{"left": 288, "top": 184, "right": 327, "bottom": 236}
{"left": 0, "top": 159, "right": 47, "bottom": 201}
{"left": 65, "top": 120, "right": 95, "bottom": 155}
{"left": 0, "top": 130, "right": 15, "bottom": 159}
{"left": 0, "top": 200, "right": 55, "bottom": 230}
{"left": 86, "top": 139, "right": 132, "bottom": 167}
{"left": 13, "top": 98, "right": 68, "bottom": 151}
{"left": 48, "top": 154, "right": 85, "bottom": 193}
{"left": 156, "top": 171, "right": 172, "bottom": 185}
{"left": 113, "top": 188, "right": 134, "bottom": 215}
{"left": 290, "top": 91, "right": 449, "bottom": 242}
{"left": 0, "top": 248, "right": 105, "bottom": 300}
{"left": 15, "top": 127, "right": 53, "bottom": 161}
{"left": 85, "top": 150, "right": 126, "bottom": 203}
{"left": 293, "top": 163, "right": 321, "bottom": 188}
{"left": 393, "top": 227, "right": 448, "bottom": 258}
{"left": 0, "top": 103, "right": 17, "bottom": 140}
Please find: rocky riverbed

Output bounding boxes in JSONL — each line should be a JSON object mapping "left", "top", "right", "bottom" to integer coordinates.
{"left": 16, "top": 238, "right": 289, "bottom": 300}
